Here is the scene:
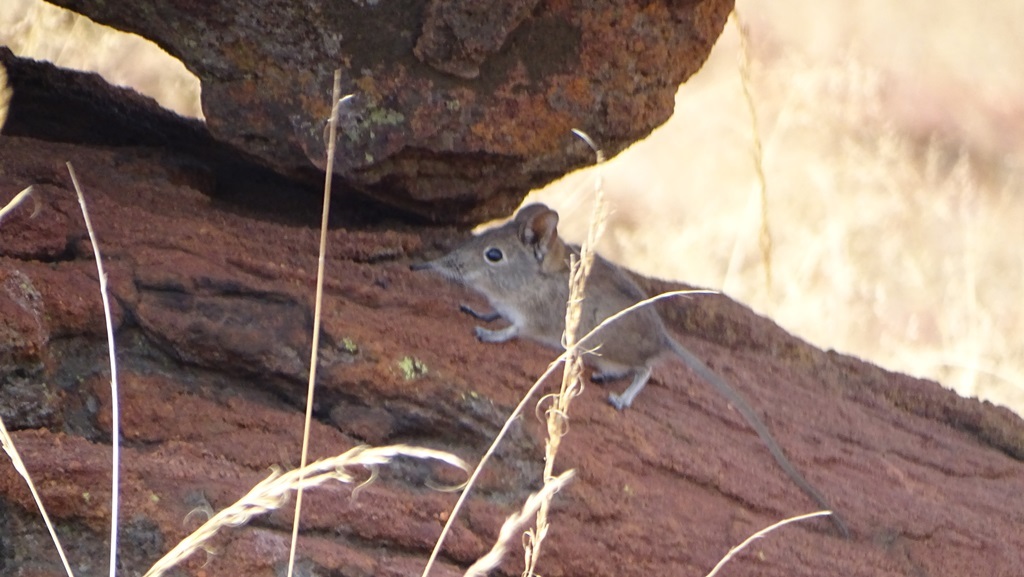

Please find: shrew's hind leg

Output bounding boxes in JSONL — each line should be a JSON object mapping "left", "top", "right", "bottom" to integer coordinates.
{"left": 607, "top": 366, "right": 653, "bottom": 410}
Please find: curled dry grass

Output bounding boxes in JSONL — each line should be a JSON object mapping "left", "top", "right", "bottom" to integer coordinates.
{"left": 463, "top": 470, "right": 575, "bottom": 577}
{"left": 144, "top": 445, "right": 470, "bottom": 577}
{"left": 522, "top": 130, "right": 605, "bottom": 576}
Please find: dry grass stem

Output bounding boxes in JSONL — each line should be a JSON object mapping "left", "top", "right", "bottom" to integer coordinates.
{"left": 524, "top": 130, "right": 606, "bottom": 577}
{"left": 0, "top": 186, "right": 39, "bottom": 224}
{"left": 732, "top": 9, "right": 773, "bottom": 289}
{"left": 704, "top": 511, "right": 833, "bottom": 577}
{"left": 145, "top": 445, "right": 468, "bottom": 577}
{"left": 66, "top": 162, "right": 121, "bottom": 577}
{"left": 463, "top": 470, "right": 575, "bottom": 577}
{"left": 421, "top": 356, "right": 569, "bottom": 577}
{"left": 0, "top": 416, "right": 76, "bottom": 577}
{"left": 286, "top": 71, "right": 351, "bottom": 577}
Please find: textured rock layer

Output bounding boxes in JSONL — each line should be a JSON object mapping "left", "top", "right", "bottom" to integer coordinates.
{"left": 46, "top": 0, "right": 734, "bottom": 223}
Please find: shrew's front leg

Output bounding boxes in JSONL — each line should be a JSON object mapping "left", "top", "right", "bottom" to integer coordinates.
{"left": 607, "top": 366, "right": 653, "bottom": 411}
{"left": 458, "top": 304, "right": 517, "bottom": 342}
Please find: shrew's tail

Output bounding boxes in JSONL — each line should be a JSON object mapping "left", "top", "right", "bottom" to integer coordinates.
{"left": 668, "top": 338, "right": 851, "bottom": 538}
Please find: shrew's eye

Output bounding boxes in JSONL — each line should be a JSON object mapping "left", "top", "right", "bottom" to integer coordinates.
{"left": 484, "top": 247, "right": 504, "bottom": 263}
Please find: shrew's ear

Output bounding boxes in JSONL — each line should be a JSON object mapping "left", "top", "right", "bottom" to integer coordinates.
{"left": 516, "top": 204, "right": 565, "bottom": 270}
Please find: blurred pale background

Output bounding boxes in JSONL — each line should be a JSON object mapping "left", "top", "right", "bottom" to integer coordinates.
{"left": 3, "top": 0, "right": 1021, "bottom": 415}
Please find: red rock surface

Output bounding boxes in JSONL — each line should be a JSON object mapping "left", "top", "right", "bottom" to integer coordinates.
{"left": 44, "top": 0, "right": 734, "bottom": 223}
{"left": 3, "top": 139, "right": 1024, "bottom": 577}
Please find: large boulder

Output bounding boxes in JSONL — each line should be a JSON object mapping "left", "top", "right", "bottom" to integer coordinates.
{"left": 46, "top": 0, "right": 734, "bottom": 223}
